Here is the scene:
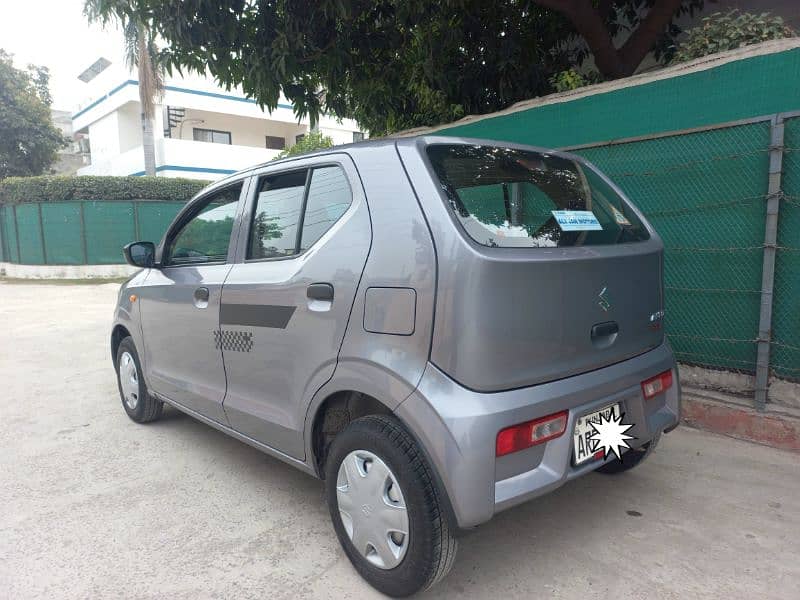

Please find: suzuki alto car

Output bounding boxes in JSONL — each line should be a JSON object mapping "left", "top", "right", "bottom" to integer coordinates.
{"left": 113, "top": 137, "right": 680, "bottom": 597}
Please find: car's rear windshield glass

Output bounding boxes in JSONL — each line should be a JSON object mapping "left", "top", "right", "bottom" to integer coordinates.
{"left": 426, "top": 144, "right": 649, "bottom": 248}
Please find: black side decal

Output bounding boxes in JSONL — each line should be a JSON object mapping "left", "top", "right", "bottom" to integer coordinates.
{"left": 220, "top": 303, "right": 296, "bottom": 329}
{"left": 214, "top": 330, "right": 254, "bottom": 353}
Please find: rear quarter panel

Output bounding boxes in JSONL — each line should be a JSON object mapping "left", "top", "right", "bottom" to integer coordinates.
{"left": 304, "top": 142, "right": 438, "bottom": 459}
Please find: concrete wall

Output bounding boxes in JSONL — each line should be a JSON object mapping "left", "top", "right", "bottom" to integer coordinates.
{"left": 50, "top": 110, "right": 89, "bottom": 175}
{"left": 117, "top": 103, "right": 143, "bottom": 153}
{"left": 174, "top": 108, "right": 307, "bottom": 148}
{"left": 157, "top": 138, "right": 282, "bottom": 178}
{"left": 86, "top": 112, "right": 122, "bottom": 165}
{"left": 73, "top": 65, "right": 365, "bottom": 179}
{"left": 0, "top": 262, "right": 138, "bottom": 280}
{"left": 78, "top": 137, "right": 282, "bottom": 178}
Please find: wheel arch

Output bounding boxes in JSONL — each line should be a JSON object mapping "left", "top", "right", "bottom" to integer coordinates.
{"left": 111, "top": 324, "right": 132, "bottom": 365}
{"left": 307, "top": 386, "right": 463, "bottom": 535}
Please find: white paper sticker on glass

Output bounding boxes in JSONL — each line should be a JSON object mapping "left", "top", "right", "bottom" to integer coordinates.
{"left": 551, "top": 210, "right": 603, "bottom": 232}
{"left": 610, "top": 205, "right": 631, "bottom": 226}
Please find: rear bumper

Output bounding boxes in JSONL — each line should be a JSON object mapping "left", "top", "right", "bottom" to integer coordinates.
{"left": 395, "top": 342, "right": 680, "bottom": 529}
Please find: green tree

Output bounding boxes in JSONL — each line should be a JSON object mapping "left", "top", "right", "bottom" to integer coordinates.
{"left": 0, "top": 50, "right": 66, "bottom": 179}
{"left": 275, "top": 131, "right": 334, "bottom": 160}
{"left": 85, "top": 2, "right": 164, "bottom": 176}
{"left": 85, "top": 1, "right": 708, "bottom": 135}
{"left": 250, "top": 211, "right": 285, "bottom": 257}
{"left": 671, "top": 10, "right": 796, "bottom": 64}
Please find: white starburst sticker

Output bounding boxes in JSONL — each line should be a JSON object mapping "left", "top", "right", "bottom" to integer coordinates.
{"left": 589, "top": 411, "right": 635, "bottom": 460}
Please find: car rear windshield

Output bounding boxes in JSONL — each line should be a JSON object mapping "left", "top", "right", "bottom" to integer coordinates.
{"left": 426, "top": 144, "right": 650, "bottom": 248}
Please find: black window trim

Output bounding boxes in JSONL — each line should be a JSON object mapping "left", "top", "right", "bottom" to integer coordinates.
{"left": 265, "top": 135, "right": 286, "bottom": 150}
{"left": 243, "top": 162, "right": 353, "bottom": 264}
{"left": 161, "top": 181, "right": 244, "bottom": 268}
{"left": 193, "top": 127, "right": 232, "bottom": 145}
{"left": 423, "top": 141, "right": 652, "bottom": 252}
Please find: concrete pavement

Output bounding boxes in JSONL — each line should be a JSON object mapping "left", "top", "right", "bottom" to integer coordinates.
{"left": 1, "top": 281, "right": 798, "bottom": 599}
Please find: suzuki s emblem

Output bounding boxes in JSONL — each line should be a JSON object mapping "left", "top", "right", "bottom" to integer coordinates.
{"left": 597, "top": 286, "right": 611, "bottom": 312}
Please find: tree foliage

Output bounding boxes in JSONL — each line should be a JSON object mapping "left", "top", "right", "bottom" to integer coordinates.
{"left": 85, "top": 1, "right": 709, "bottom": 135}
{"left": 0, "top": 50, "right": 66, "bottom": 179}
{"left": 671, "top": 10, "right": 796, "bottom": 64}
{"left": 275, "top": 131, "right": 334, "bottom": 160}
{"left": 549, "top": 68, "right": 594, "bottom": 93}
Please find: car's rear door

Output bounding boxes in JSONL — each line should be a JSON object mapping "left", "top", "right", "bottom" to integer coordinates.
{"left": 401, "top": 140, "right": 664, "bottom": 392}
{"left": 137, "top": 180, "right": 247, "bottom": 422}
{"left": 219, "top": 155, "right": 371, "bottom": 459}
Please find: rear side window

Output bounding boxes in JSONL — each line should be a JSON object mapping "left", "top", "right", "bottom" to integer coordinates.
{"left": 426, "top": 144, "right": 649, "bottom": 248}
{"left": 248, "top": 171, "right": 306, "bottom": 259}
{"left": 247, "top": 165, "right": 353, "bottom": 260}
{"left": 299, "top": 167, "right": 352, "bottom": 252}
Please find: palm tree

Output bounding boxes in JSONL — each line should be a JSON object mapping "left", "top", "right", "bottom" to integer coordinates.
{"left": 85, "top": 3, "right": 163, "bottom": 176}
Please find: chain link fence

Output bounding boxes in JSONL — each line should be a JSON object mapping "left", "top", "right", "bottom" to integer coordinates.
{"left": 566, "top": 112, "right": 799, "bottom": 405}
{"left": 775, "top": 116, "right": 800, "bottom": 380}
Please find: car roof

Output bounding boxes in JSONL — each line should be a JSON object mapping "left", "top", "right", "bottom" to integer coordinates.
{"left": 210, "top": 135, "right": 578, "bottom": 188}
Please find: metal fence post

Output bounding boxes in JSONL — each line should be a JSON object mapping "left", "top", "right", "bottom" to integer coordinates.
{"left": 133, "top": 201, "right": 141, "bottom": 241}
{"left": 754, "top": 114, "right": 785, "bottom": 411}
{"left": 12, "top": 204, "right": 21, "bottom": 263}
{"left": 79, "top": 202, "right": 89, "bottom": 264}
{"left": 37, "top": 202, "right": 48, "bottom": 264}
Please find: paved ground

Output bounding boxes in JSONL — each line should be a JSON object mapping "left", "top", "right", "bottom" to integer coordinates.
{"left": 1, "top": 281, "right": 798, "bottom": 599}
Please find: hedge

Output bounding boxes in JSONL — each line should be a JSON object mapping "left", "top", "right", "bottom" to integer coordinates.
{"left": 0, "top": 175, "right": 211, "bottom": 204}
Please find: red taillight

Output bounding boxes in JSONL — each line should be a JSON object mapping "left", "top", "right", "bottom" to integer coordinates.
{"left": 641, "top": 369, "right": 673, "bottom": 400}
{"left": 496, "top": 410, "right": 568, "bottom": 457}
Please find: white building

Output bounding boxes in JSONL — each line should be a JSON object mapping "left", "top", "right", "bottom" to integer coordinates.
{"left": 73, "top": 58, "right": 365, "bottom": 180}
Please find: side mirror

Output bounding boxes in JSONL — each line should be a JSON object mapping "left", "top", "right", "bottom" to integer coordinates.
{"left": 123, "top": 241, "right": 156, "bottom": 268}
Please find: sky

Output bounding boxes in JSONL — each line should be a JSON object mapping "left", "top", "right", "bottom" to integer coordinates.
{"left": 0, "top": 0, "right": 125, "bottom": 111}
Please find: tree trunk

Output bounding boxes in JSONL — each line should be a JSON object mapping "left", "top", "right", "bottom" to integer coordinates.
{"left": 533, "top": 0, "right": 685, "bottom": 79}
{"left": 136, "top": 33, "right": 158, "bottom": 177}
{"left": 141, "top": 112, "right": 156, "bottom": 176}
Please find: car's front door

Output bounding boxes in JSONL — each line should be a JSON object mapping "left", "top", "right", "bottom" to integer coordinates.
{"left": 220, "top": 157, "right": 371, "bottom": 458}
{"left": 138, "top": 181, "right": 246, "bottom": 423}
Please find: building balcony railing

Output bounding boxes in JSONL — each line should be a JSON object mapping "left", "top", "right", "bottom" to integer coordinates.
{"left": 78, "top": 138, "right": 282, "bottom": 180}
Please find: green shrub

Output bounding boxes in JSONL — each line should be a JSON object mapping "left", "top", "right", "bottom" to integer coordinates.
{"left": 549, "top": 69, "right": 588, "bottom": 93}
{"left": 0, "top": 175, "right": 210, "bottom": 204}
{"left": 671, "top": 10, "right": 795, "bottom": 64}
{"left": 275, "top": 131, "right": 334, "bottom": 159}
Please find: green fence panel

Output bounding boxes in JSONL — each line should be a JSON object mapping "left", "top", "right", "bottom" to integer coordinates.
{"left": 773, "top": 117, "right": 800, "bottom": 380}
{"left": 136, "top": 201, "right": 185, "bottom": 245}
{"left": 40, "top": 202, "right": 84, "bottom": 265}
{"left": 84, "top": 201, "right": 136, "bottom": 264}
{"left": 3, "top": 205, "right": 20, "bottom": 263}
{"left": 14, "top": 203, "right": 45, "bottom": 265}
{"left": 574, "top": 121, "right": 771, "bottom": 373}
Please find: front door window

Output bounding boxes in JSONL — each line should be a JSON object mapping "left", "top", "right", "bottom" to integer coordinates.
{"left": 166, "top": 184, "right": 242, "bottom": 266}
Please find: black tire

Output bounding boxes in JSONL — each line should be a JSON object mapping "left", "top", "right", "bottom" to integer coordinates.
{"left": 595, "top": 431, "right": 661, "bottom": 475}
{"left": 324, "top": 415, "right": 458, "bottom": 597}
{"left": 115, "top": 336, "right": 163, "bottom": 423}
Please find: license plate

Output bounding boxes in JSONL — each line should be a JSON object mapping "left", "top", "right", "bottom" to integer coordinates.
{"left": 573, "top": 402, "right": 622, "bottom": 466}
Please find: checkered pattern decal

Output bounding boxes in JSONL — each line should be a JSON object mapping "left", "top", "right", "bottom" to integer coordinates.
{"left": 214, "top": 329, "right": 254, "bottom": 353}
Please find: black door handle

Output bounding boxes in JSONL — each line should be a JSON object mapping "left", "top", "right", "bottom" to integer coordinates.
{"left": 307, "top": 283, "right": 334, "bottom": 301}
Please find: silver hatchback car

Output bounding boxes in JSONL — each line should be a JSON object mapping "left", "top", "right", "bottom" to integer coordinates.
{"left": 113, "top": 137, "right": 680, "bottom": 597}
